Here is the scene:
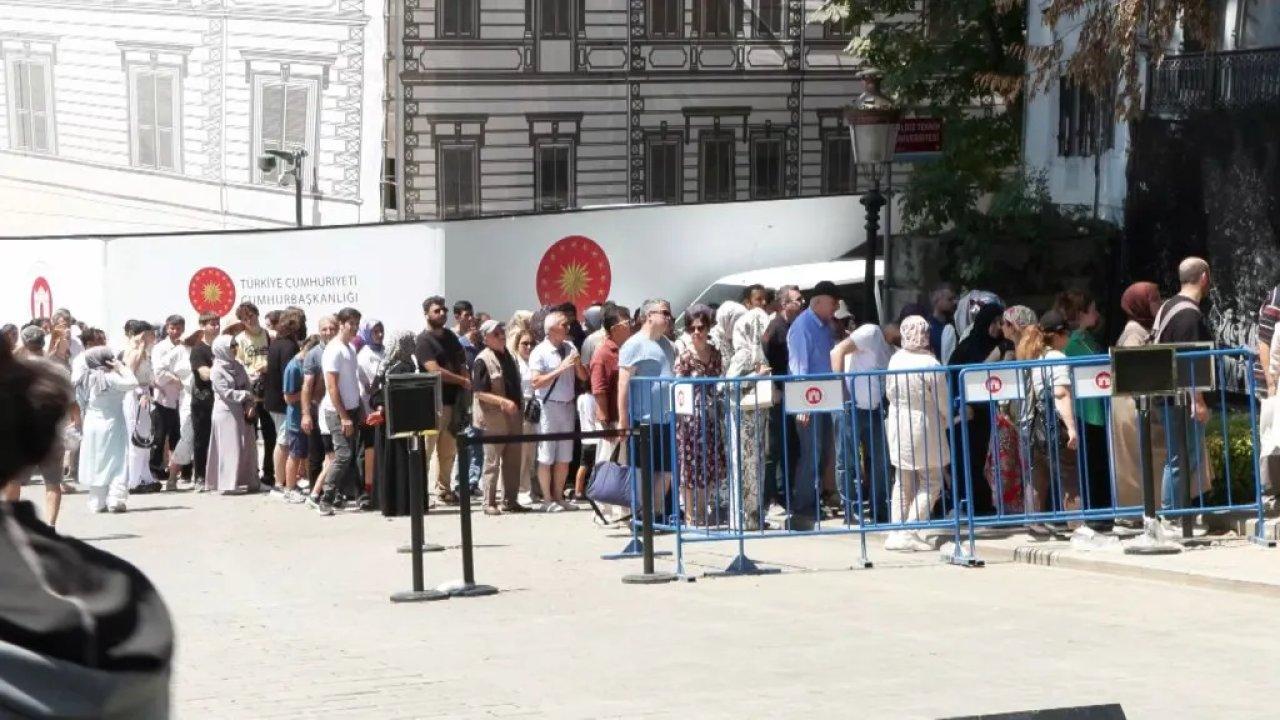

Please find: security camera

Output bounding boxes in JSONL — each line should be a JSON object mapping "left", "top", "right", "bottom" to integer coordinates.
{"left": 257, "top": 155, "right": 278, "bottom": 173}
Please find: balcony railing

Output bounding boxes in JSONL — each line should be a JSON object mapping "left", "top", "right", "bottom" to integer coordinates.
{"left": 1148, "top": 46, "right": 1280, "bottom": 115}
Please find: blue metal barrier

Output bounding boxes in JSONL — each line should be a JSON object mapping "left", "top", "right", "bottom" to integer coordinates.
{"left": 620, "top": 347, "right": 1272, "bottom": 579}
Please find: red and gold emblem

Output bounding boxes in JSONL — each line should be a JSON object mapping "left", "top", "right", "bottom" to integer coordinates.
{"left": 188, "top": 267, "right": 236, "bottom": 317}
{"left": 535, "top": 235, "right": 611, "bottom": 312}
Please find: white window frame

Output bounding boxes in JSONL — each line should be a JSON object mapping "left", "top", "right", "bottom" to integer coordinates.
{"left": 250, "top": 73, "right": 319, "bottom": 189}
{"left": 4, "top": 52, "right": 56, "bottom": 154}
{"left": 126, "top": 62, "right": 182, "bottom": 172}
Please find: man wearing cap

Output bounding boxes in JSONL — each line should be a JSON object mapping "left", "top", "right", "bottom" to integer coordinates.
{"left": 785, "top": 280, "right": 840, "bottom": 531}
{"left": 472, "top": 319, "right": 529, "bottom": 514}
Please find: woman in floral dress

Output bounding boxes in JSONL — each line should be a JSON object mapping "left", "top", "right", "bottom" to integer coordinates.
{"left": 674, "top": 306, "right": 726, "bottom": 526}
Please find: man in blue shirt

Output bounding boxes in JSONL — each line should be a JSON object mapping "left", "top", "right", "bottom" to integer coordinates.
{"left": 619, "top": 298, "right": 678, "bottom": 512}
{"left": 786, "top": 281, "right": 839, "bottom": 530}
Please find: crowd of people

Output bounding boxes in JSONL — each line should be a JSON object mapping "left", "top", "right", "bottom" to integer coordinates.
{"left": 0, "top": 254, "right": 1244, "bottom": 552}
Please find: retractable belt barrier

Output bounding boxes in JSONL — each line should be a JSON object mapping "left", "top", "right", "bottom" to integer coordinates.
{"left": 623, "top": 347, "right": 1272, "bottom": 578}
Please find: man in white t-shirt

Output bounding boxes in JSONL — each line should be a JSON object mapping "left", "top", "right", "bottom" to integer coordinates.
{"left": 316, "top": 307, "right": 364, "bottom": 515}
{"left": 529, "top": 311, "right": 588, "bottom": 511}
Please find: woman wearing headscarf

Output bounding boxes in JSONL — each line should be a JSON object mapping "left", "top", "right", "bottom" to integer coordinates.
{"left": 725, "top": 302, "right": 770, "bottom": 530}
{"left": 356, "top": 319, "right": 385, "bottom": 504}
{"left": 831, "top": 324, "right": 894, "bottom": 522}
{"left": 884, "top": 317, "right": 951, "bottom": 551}
{"left": 78, "top": 347, "right": 139, "bottom": 513}
{"left": 206, "top": 335, "right": 259, "bottom": 494}
{"left": 712, "top": 301, "right": 746, "bottom": 359}
{"left": 371, "top": 331, "right": 428, "bottom": 517}
{"left": 1000, "top": 306, "right": 1037, "bottom": 360}
{"left": 1111, "top": 282, "right": 1170, "bottom": 509}
{"left": 954, "top": 290, "right": 1003, "bottom": 346}
{"left": 948, "top": 302, "right": 1006, "bottom": 517}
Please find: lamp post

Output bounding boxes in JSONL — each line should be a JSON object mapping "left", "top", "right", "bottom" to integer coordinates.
{"left": 258, "top": 149, "right": 308, "bottom": 227}
{"left": 844, "top": 74, "right": 899, "bottom": 323}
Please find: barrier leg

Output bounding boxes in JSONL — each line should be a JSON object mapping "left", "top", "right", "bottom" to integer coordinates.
{"left": 623, "top": 428, "right": 676, "bottom": 585}
{"left": 439, "top": 433, "right": 498, "bottom": 597}
{"left": 706, "top": 460, "right": 778, "bottom": 578}
{"left": 1126, "top": 396, "right": 1182, "bottom": 555}
{"left": 602, "top": 427, "right": 670, "bottom": 560}
{"left": 391, "top": 435, "right": 448, "bottom": 603}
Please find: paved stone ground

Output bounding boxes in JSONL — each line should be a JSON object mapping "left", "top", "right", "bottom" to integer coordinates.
{"left": 25, "top": 483, "right": 1280, "bottom": 720}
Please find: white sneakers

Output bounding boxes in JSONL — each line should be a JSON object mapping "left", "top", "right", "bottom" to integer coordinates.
{"left": 883, "top": 531, "right": 934, "bottom": 553}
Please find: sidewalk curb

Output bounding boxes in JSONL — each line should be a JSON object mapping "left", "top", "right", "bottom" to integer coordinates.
{"left": 980, "top": 542, "right": 1280, "bottom": 599}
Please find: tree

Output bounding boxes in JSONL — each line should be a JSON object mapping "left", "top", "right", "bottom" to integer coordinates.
{"left": 810, "top": 0, "right": 1033, "bottom": 284}
{"left": 1027, "top": 0, "right": 1219, "bottom": 120}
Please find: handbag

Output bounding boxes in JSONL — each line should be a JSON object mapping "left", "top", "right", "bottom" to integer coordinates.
{"left": 586, "top": 459, "right": 634, "bottom": 508}
{"left": 522, "top": 397, "right": 542, "bottom": 424}
{"left": 738, "top": 378, "right": 775, "bottom": 410}
{"left": 130, "top": 399, "right": 153, "bottom": 449}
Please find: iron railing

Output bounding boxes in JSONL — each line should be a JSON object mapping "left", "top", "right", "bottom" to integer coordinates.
{"left": 1148, "top": 47, "right": 1280, "bottom": 115}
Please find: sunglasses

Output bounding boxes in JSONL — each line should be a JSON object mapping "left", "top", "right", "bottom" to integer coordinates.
{"left": 689, "top": 324, "right": 708, "bottom": 332}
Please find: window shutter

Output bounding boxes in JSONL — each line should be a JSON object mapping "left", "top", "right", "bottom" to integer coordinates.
{"left": 28, "top": 62, "right": 48, "bottom": 151}
{"left": 156, "top": 72, "right": 175, "bottom": 169}
{"left": 14, "top": 61, "right": 32, "bottom": 149}
{"left": 284, "top": 84, "right": 309, "bottom": 151}
{"left": 261, "top": 83, "right": 284, "bottom": 152}
{"left": 136, "top": 71, "right": 157, "bottom": 167}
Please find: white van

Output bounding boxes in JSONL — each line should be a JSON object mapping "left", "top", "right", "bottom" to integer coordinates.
{"left": 683, "top": 259, "right": 885, "bottom": 322}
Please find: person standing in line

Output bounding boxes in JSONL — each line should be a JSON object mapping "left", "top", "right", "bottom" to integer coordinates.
{"left": 830, "top": 323, "right": 894, "bottom": 523}
{"left": 356, "top": 319, "right": 385, "bottom": 506}
{"left": 263, "top": 309, "right": 304, "bottom": 497}
{"left": 529, "top": 311, "right": 588, "bottom": 511}
{"left": 883, "top": 316, "right": 952, "bottom": 552}
{"left": 1016, "top": 310, "right": 1081, "bottom": 529}
{"left": 301, "top": 316, "right": 338, "bottom": 494}
{"left": 927, "top": 284, "right": 959, "bottom": 364}
{"left": 15, "top": 325, "right": 45, "bottom": 359}
{"left": 2, "top": 334, "right": 78, "bottom": 526}
{"left": 206, "top": 335, "right": 259, "bottom": 495}
{"left": 589, "top": 307, "right": 631, "bottom": 520}
{"left": 785, "top": 281, "right": 839, "bottom": 531}
{"left": 452, "top": 300, "right": 480, "bottom": 367}
{"left": 762, "top": 285, "right": 803, "bottom": 508}
{"left": 472, "top": 320, "right": 528, "bottom": 514}
{"left": 1153, "top": 257, "right": 1214, "bottom": 512}
{"left": 725, "top": 299, "right": 772, "bottom": 530}
{"left": 618, "top": 299, "right": 679, "bottom": 516}
{"left": 1055, "top": 289, "right": 1113, "bottom": 524}
{"left": 1, "top": 340, "right": 74, "bottom": 527}
{"left": 1110, "top": 283, "right": 1167, "bottom": 509}
{"left": 313, "top": 308, "right": 366, "bottom": 516}
{"left": 79, "top": 346, "right": 141, "bottom": 513}
{"left": 122, "top": 321, "right": 159, "bottom": 494}
{"left": 948, "top": 302, "right": 1007, "bottom": 518}
{"left": 233, "top": 302, "right": 276, "bottom": 488}
{"left": 2, "top": 323, "right": 19, "bottom": 353}
{"left": 280, "top": 335, "right": 321, "bottom": 504}
{"left": 416, "top": 297, "right": 470, "bottom": 505}
{"left": 506, "top": 311, "right": 534, "bottom": 357}
{"left": 149, "top": 315, "right": 188, "bottom": 491}
{"left": 189, "top": 313, "right": 220, "bottom": 492}
{"left": 513, "top": 329, "right": 541, "bottom": 504}
{"left": 674, "top": 306, "right": 726, "bottom": 526}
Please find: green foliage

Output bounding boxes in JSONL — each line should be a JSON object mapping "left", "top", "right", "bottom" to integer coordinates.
{"left": 811, "top": 0, "right": 1119, "bottom": 290}
{"left": 1204, "top": 412, "right": 1260, "bottom": 506}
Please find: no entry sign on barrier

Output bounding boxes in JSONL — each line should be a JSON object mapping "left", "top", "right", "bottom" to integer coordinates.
{"left": 964, "top": 368, "right": 1023, "bottom": 403}
{"left": 1072, "top": 363, "right": 1113, "bottom": 399}
{"left": 784, "top": 379, "right": 843, "bottom": 413}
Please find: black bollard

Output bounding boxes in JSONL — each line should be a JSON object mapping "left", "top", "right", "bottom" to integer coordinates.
{"left": 397, "top": 435, "right": 445, "bottom": 554}
{"left": 440, "top": 429, "right": 497, "bottom": 597}
{"left": 1125, "top": 396, "right": 1181, "bottom": 555}
{"left": 623, "top": 425, "right": 676, "bottom": 584}
{"left": 391, "top": 434, "right": 448, "bottom": 602}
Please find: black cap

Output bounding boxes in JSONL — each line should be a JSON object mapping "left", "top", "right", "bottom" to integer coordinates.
{"left": 1038, "top": 309, "right": 1069, "bottom": 334}
{"left": 809, "top": 281, "right": 840, "bottom": 301}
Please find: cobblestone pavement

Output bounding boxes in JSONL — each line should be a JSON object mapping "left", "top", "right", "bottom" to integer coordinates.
{"left": 29, "top": 483, "right": 1280, "bottom": 720}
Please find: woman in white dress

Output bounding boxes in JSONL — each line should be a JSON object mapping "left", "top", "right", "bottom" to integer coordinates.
{"left": 78, "top": 347, "right": 140, "bottom": 513}
{"left": 883, "top": 316, "right": 952, "bottom": 552}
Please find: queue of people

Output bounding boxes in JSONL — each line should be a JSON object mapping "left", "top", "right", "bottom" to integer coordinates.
{"left": 0, "top": 255, "right": 1242, "bottom": 550}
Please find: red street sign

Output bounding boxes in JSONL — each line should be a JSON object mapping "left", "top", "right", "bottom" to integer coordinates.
{"left": 984, "top": 376, "right": 1003, "bottom": 394}
{"left": 895, "top": 117, "right": 942, "bottom": 155}
{"left": 805, "top": 386, "right": 824, "bottom": 405}
{"left": 1096, "top": 371, "right": 1112, "bottom": 390}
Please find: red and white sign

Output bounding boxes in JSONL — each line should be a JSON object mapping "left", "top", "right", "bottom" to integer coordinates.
{"left": 1072, "top": 364, "right": 1113, "bottom": 399}
{"left": 29, "top": 276, "right": 52, "bottom": 319}
{"left": 784, "top": 379, "right": 843, "bottom": 413}
{"left": 895, "top": 117, "right": 943, "bottom": 155}
{"left": 964, "top": 368, "right": 1022, "bottom": 403}
{"left": 188, "top": 267, "right": 237, "bottom": 317}
{"left": 673, "top": 386, "right": 694, "bottom": 416}
{"left": 535, "top": 235, "right": 611, "bottom": 313}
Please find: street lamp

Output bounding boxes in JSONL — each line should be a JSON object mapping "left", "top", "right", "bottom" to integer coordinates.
{"left": 844, "top": 73, "right": 899, "bottom": 323}
{"left": 257, "top": 149, "right": 308, "bottom": 227}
